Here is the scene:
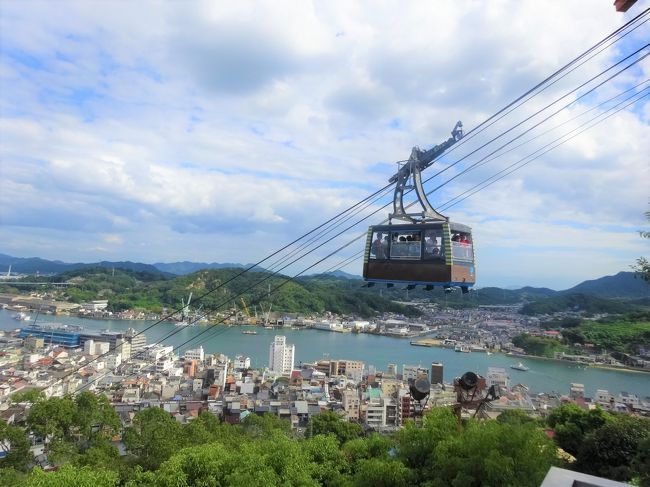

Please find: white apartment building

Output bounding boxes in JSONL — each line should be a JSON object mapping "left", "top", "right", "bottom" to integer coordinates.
{"left": 487, "top": 367, "right": 510, "bottom": 390}
{"left": 402, "top": 364, "right": 429, "bottom": 382}
{"left": 184, "top": 346, "right": 205, "bottom": 362}
{"left": 269, "top": 335, "right": 295, "bottom": 376}
{"left": 84, "top": 340, "right": 111, "bottom": 355}
{"left": 595, "top": 389, "right": 613, "bottom": 405}
{"left": 147, "top": 345, "right": 174, "bottom": 361}
{"left": 115, "top": 338, "right": 132, "bottom": 361}
{"left": 84, "top": 339, "right": 95, "bottom": 355}
{"left": 341, "top": 389, "right": 361, "bottom": 420}
{"left": 156, "top": 357, "right": 174, "bottom": 373}
{"left": 570, "top": 383, "right": 585, "bottom": 399}
{"left": 233, "top": 355, "right": 251, "bottom": 370}
{"left": 96, "top": 342, "right": 110, "bottom": 355}
{"left": 104, "top": 353, "right": 122, "bottom": 370}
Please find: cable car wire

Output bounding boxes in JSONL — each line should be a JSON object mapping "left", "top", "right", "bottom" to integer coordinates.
{"left": 58, "top": 24, "right": 649, "bottom": 391}
{"left": 75, "top": 84, "right": 648, "bottom": 394}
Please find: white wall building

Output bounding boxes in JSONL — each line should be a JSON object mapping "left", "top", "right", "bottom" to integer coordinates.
{"left": 269, "top": 335, "right": 295, "bottom": 376}
{"left": 402, "top": 364, "right": 429, "bottom": 382}
{"left": 94, "top": 342, "right": 110, "bottom": 355}
{"left": 84, "top": 339, "right": 95, "bottom": 355}
{"left": 184, "top": 346, "right": 204, "bottom": 362}
{"left": 156, "top": 357, "right": 174, "bottom": 373}
{"left": 104, "top": 354, "right": 122, "bottom": 370}
{"left": 486, "top": 367, "right": 510, "bottom": 390}
{"left": 147, "top": 345, "right": 174, "bottom": 362}
{"left": 233, "top": 355, "right": 251, "bottom": 370}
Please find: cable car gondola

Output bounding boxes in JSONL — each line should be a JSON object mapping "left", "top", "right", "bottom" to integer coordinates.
{"left": 363, "top": 121, "right": 476, "bottom": 293}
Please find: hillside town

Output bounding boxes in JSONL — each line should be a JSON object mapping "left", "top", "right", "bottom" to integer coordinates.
{"left": 2, "top": 318, "right": 649, "bottom": 463}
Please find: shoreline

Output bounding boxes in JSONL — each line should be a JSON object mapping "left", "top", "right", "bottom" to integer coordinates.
{"left": 507, "top": 352, "right": 650, "bottom": 375}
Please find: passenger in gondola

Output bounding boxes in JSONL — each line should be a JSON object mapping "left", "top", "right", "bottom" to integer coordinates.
{"left": 451, "top": 233, "right": 460, "bottom": 242}
{"left": 372, "top": 232, "right": 386, "bottom": 259}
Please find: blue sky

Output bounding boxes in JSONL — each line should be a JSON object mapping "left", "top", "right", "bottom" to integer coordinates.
{"left": 0, "top": 0, "right": 649, "bottom": 290}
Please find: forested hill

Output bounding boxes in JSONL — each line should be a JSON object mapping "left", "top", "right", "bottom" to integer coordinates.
{"left": 519, "top": 293, "right": 638, "bottom": 316}
{"left": 0, "top": 253, "right": 170, "bottom": 278}
{"left": 563, "top": 271, "right": 650, "bottom": 298}
{"left": 0, "top": 267, "right": 420, "bottom": 318}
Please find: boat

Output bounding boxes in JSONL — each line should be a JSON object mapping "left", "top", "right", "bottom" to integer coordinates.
{"left": 486, "top": 351, "right": 493, "bottom": 356}
{"left": 510, "top": 362, "right": 529, "bottom": 371}
{"left": 242, "top": 330, "right": 258, "bottom": 335}
{"left": 454, "top": 343, "right": 470, "bottom": 353}
{"left": 174, "top": 321, "right": 195, "bottom": 327}
{"left": 12, "top": 312, "right": 31, "bottom": 321}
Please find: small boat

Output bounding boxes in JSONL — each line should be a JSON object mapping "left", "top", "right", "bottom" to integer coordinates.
{"left": 486, "top": 351, "right": 493, "bottom": 356}
{"left": 510, "top": 362, "right": 529, "bottom": 371}
{"left": 242, "top": 330, "right": 258, "bottom": 335}
{"left": 454, "top": 344, "right": 470, "bottom": 353}
{"left": 12, "top": 312, "right": 31, "bottom": 321}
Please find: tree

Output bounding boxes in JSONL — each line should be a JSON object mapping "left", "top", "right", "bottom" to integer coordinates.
{"left": 397, "top": 407, "right": 556, "bottom": 487}
{"left": 0, "top": 421, "right": 32, "bottom": 471}
{"left": 305, "top": 433, "right": 351, "bottom": 486}
{"left": 496, "top": 408, "right": 535, "bottom": 426}
{"left": 430, "top": 420, "right": 556, "bottom": 487}
{"left": 182, "top": 410, "right": 224, "bottom": 446}
{"left": 308, "top": 411, "right": 362, "bottom": 445}
{"left": 632, "top": 436, "right": 650, "bottom": 487}
{"left": 575, "top": 415, "right": 650, "bottom": 482}
{"left": 73, "top": 392, "right": 121, "bottom": 445}
{"left": 354, "top": 458, "right": 411, "bottom": 487}
{"left": 122, "top": 406, "right": 185, "bottom": 470}
{"left": 23, "top": 464, "right": 118, "bottom": 487}
{"left": 27, "top": 396, "right": 76, "bottom": 444}
{"left": 546, "top": 403, "right": 610, "bottom": 456}
{"left": 396, "top": 407, "right": 458, "bottom": 473}
{"left": 10, "top": 389, "right": 45, "bottom": 405}
{"left": 632, "top": 205, "right": 650, "bottom": 282}
{"left": 241, "top": 412, "right": 291, "bottom": 438}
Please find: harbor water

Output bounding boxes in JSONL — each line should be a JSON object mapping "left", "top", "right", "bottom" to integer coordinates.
{"left": 3, "top": 309, "right": 648, "bottom": 399}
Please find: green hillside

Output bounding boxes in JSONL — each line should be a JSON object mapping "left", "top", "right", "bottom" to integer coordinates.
{"left": 519, "top": 293, "right": 637, "bottom": 316}
{"left": 2, "top": 268, "right": 420, "bottom": 318}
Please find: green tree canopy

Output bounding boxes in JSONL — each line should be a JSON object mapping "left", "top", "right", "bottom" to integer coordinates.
{"left": 122, "top": 407, "right": 185, "bottom": 470}
{"left": 308, "top": 411, "right": 363, "bottom": 445}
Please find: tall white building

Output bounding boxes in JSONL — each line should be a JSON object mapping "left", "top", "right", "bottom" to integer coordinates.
{"left": 268, "top": 335, "right": 295, "bottom": 376}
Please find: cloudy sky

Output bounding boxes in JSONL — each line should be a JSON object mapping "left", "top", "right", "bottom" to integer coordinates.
{"left": 1, "top": 0, "right": 649, "bottom": 289}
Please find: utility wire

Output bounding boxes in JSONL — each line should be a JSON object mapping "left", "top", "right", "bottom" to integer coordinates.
{"left": 62, "top": 25, "right": 649, "bottom": 391}
{"left": 441, "top": 91, "right": 650, "bottom": 212}
{"left": 400, "top": 10, "right": 649, "bottom": 167}
{"left": 127, "top": 82, "right": 650, "bottom": 373}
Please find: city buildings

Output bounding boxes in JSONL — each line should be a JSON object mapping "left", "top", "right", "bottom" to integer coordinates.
{"left": 268, "top": 335, "right": 294, "bottom": 376}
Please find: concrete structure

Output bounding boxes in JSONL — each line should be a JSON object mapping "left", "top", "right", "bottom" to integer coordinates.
{"left": 156, "top": 357, "right": 174, "bottom": 373}
{"left": 541, "top": 467, "right": 634, "bottom": 487}
{"left": 81, "top": 300, "right": 109, "bottom": 312}
{"left": 104, "top": 354, "right": 122, "bottom": 370}
{"left": 430, "top": 362, "right": 444, "bottom": 385}
{"left": 269, "top": 336, "right": 295, "bottom": 376}
{"left": 329, "top": 360, "right": 364, "bottom": 383}
{"left": 570, "top": 383, "right": 585, "bottom": 399}
{"left": 341, "top": 389, "right": 360, "bottom": 420}
{"left": 486, "top": 367, "right": 509, "bottom": 390}
{"left": 184, "top": 346, "right": 205, "bottom": 362}
{"left": 233, "top": 355, "right": 251, "bottom": 370}
{"left": 402, "top": 364, "right": 428, "bottom": 382}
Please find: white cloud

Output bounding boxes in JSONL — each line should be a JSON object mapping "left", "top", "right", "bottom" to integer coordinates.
{"left": 0, "top": 0, "right": 649, "bottom": 288}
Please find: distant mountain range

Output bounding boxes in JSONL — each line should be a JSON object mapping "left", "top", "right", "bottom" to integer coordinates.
{"left": 0, "top": 253, "right": 648, "bottom": 300}
{"left": 0, "top": 253, "right": 171, "bottom": 278}
{"left": 152, "top": 261, "right": 266, "bottom": 275}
